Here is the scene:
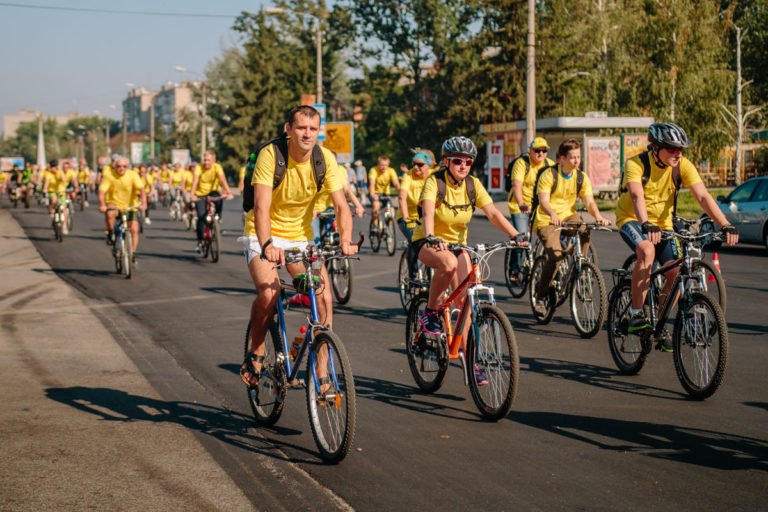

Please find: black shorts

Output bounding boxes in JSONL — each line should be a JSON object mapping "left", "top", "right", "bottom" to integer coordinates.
{"left": 412, "top": 238, "right": 466, "bottom": 260}
{"left": 619, "top": 221, "right": 681, "bottom": 264}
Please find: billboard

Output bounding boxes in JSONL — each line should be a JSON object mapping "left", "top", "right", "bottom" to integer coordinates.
{"left": 487, "top": 140, "right": 504, "bottom": 192}
{"left": 130, "top": 142, "right": 160, "bottom": 164}
{"left": 0, "top": 157, "right": 24, "bottom": 171}
{"left": 323, "top": 122, "right": 354, "bottom": 164}
{"left": 585, "top": 137, "right": 621, "bottom": 191}
{"left": 621, "top": 133, "right": 649, "bottom": 166}
{"left": 314, "top": 103, "right": 327, "bottom": 142}
{"left": 172, "top": 149, "right": 191, "bottom": 167}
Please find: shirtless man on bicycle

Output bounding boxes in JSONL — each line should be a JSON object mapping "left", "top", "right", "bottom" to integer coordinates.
{"left": 240, "top": 105, "right": 357, "bottom": 385}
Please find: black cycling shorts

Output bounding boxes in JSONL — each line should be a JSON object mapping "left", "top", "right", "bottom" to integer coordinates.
{"left": 619, "top": 221, "right": 681, "bottom": 264}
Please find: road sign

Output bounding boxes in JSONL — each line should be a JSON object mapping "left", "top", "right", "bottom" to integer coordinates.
{"left": 323, "top": 122, "right": 354, "bottom": 164}
{"left": 314, "top": 103, "right": 326, "bottom": 141}
{"left": 487, "top": 140, "right": 504, "bottom": 192}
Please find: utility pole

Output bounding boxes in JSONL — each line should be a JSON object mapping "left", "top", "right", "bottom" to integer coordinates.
{"left": 734, "top": 25, "right": 743, "bottom": 185}
{"left": 316, "top": 16, "right": 323, "bottom": 104}
{"left": 150, "top": 101, "right": 156, "bottom": 161}
{"left": 525, "top": 0, "right": 536, "bottom": 147}
{"left": 122, "top": 109, "right": 128, "bottom": 156}
{"left": 200, "top": 81, "right": 207, "bottom": 161}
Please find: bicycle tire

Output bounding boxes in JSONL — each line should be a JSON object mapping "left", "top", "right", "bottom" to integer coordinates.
{"left": 529, "top": 255, "right": 555, "bottom": 324}
{"left": 570, "top": 261, "right": 607, "bottom": 338}
{"left": 690, "top": 259, "right": 727, "bottom": 313}
{"left": 385, "top": 218, "right": 396, "bottom": 256}
{"left": 586, "top": 243, "right": 599, "bottom": 268}
{"left": 124, "top": 231, "right": 133, "bottom": 279}
{"left": 467, "top": 304, "right": 519, "bottom": 421}
{"left": 331, "top": 258, "right": 353, "bottom": 304}
{"left": 52, "top": 215, "right": 62, "bottom": 242}
{"left": 210, "top": 221, "right": 221, "bottom": 263}
{"left": 243, "top": 319, "right": 287, "bottom": 425}
{"left": 79, "top": 195, "right": 85, "bottom": 212}
{"left": 369, "top": 219, "right": 381, "bottom": 252}
{"left": 306, "top": 330, "right": 356, "bottom": 463}
{"left": 606, "top": 282, "right": 648, "bottom": 375}
{"left": 673, "top": 291, "right": 728, "bottom": 400}
{"left": 114, "top": 234, "right": 123, "bottom": 274}
{"left": 405, "top": 296, "right": 448, "bottom": 393}
{"left": 66, "top": 205, "right": 74, "bottom": 233}
{"left": 555, "top": 257, "right": 571, "bottom": 307}
{"left": 503, "top": 247, "right": 529, "bottom": 299}
{"left": 398, "top": 250, "right": 410, "bottom": 311}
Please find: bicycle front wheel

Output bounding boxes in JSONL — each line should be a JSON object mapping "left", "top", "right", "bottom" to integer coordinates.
{"left": 690, "top": 259, "right": 727, "bottom": 313}
{"left": 369, "top": 219, "right": 381, "bottom": 252}
{"left": 529, "top": 255, "right": 555, "bottom": 324}
{"left": 385, "top": 218, "right": 396, "bottom": 255}
{"left": 210, "top": 221, "right": 221, "bottom": 263}
{"left": 123, "top": 231, "right": 133, "bottom": 279}
{"left": 503, "top": 247, "right": 528, "bottom": 299}
{"left": 331, "top": 258, "right": 353, "bottom": 304}
{"left": 405, "top": 296, "right": 448, "bottom": 393}
{"left": 244, "top": 319, "right": 287, "bottom": 425}
{"left": 673, "top": 291, "right": 728, "bottom": 400}
{"left": 306, "top": 331, "right": 356, "bottom": 463}
{"left": 570, "top": 261, "right": 607, "bottom": 338}
{"left": 606, "top": 282, "right": 648, "bottom": 374}
{"left": 398, "top": 250, "right": 410, "bottom": 311}
{"left": 467, "top": 304, "right": 519, "bottom": 421}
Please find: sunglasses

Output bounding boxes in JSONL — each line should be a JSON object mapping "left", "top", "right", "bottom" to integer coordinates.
{"left": 662, "top": 146, "right": 683, "bottom": 153}
{"left": 413, "top": 162, "right": 427, "bottom": 168}
{"left": 532, "top": 148, "right": 548, "bottom": 154}
{"left": 115, "top": 165, "right": 129, "bottom": 169}
{"left": 449, "top": 157, "right": 473, "bottom": 167}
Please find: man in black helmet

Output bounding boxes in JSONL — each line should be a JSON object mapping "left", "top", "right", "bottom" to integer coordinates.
{"left": 615, "top": 122, "right": 738, "bottom": 346}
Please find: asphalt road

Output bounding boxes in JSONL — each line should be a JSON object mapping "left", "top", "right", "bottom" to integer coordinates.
{"left": 9, "top": 198, "right": 767, "bottom": 511}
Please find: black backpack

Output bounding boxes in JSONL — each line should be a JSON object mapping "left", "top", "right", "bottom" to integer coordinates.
{"left": 417, "top": 168, "right": 477, "bottom": 219}
{"left": 530, "top": 164, "right": 584, "bottom": 225}
{"left": 242, "top": 137, "right": 326, "bottom": 213}
{"left": 620, "top": 151, "right": 682, "bottom": 217}
{"left": 504, "top": 154, "right": 530, "bottom": 193}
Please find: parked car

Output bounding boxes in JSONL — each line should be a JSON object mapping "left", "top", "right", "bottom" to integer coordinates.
{"left": 700, "top": 176, "right": 768, "bottom": 252}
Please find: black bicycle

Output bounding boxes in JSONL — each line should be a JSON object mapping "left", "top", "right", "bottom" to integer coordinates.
{"left": 369, "top": 195, "right": 397, "bottom": 255}
{"left": 606, "top": 229, "right": 729, "bottom": 399}
{"left": 318, "top": 209, "right": 355, "bottom": 304}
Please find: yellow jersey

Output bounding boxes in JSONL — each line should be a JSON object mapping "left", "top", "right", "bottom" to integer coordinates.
{"left": 47, "top": 169, "right": 78, "bottom": 194}
{"left": 507, "top": 156, "right": 555, "bottom": 214}
{"left": 141, "top": 173, "right": 156, "bottom": 193}
{"left": 413, "top": 174, "right": 493, "bottom": 244}
{"left": 397, "top": 169, "right": 431, "bottom": 224}
{"left": 616, "top": 152, "right": 702, "bottom": 231}
{"left": 368, "top": 167, "right": 398, "bottom": 195}
{"left": 78, "top": 168, "right": 90, "bottom": 184}
{"left": 193, "top": 163, "right": 225, "bottom": 196}
{"left": 533, "top": 166, "right": 594, "bottom": 232}
{"left": 171, "top": 169, "right": 184, "bottom": 186}
{"left": 159, "top": 169, "right": 172, "bottom": 183}
{"left": 99, "top": 171, "right": 144, "bottom": 209}
{"left": 182, "top": 170, "right": 195, "bottom": 192}
{"left": 244, "top": 145, "right": 344, "bottom": 240}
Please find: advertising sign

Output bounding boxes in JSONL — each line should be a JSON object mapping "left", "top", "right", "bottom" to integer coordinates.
{"left": 172, "top": 149, "right": 191, "bottom": 167}
{"left": 0, "top": 157, "right": 24, "bottom": 171}
{"left": 585, "top": 137, "right": 621, "bottom": 191}
{"left": 323, "top": 122, "right": 354, "bottom": 164}
{"left": 314, "top": 103, "right": 327, "bottom": 142}
{"left": 487, "top": 140, "right": 505, "bottom": 192}
{"left": 130, "top": 143, "right": 144, "bottom": 164}
{"left": 621, "top": 133, "right": 649, "bottom": 166}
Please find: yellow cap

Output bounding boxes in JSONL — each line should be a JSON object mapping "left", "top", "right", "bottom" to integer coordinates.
{"left": 529, "top": 137, "right": 550, "bottom": 150}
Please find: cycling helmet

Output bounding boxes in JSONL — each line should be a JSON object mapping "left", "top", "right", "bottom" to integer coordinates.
{"left": 648, "top": 122, "right": 690, "bottom": 149}
{"left": 441, "top": 136, "right": 477, "bottom": 159}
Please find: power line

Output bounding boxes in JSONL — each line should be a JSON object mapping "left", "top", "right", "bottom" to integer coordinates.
{"left": 0, "top": 2, "right": 238, "bottom": 18}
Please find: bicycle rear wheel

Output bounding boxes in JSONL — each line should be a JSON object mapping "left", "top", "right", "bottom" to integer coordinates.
{"left": 398, "top": 250, "right": 410, "bottom": 311}
{"left": 244, "top": 319, "right": 287, "bottom": 425}
{"left": 66, "top": 204, "right": 74, "bottom": 232}
{"left": 306, "top": 331, "right": 356, "bottom": 463}
{"left": 570, "top": 261, "right": 607, "bottom": 338}
{"left": 467, "top": 304, "right": 519, "bottom": 421}
{"left": 405, "top": 296, "right": 448, "bottom": 393}
{"left": 503, "top": 248, "right": 528, "bottom": 298}
{"left": 385, "top": 218, "right": 396, "bottom": 255}
{"left": 673, "top": 291, "right": 728, "bottom": 400}
{"left": 53, "top": 216, "right": 63, "bottom": 242}
{"left": 210, "top": 221, "right": 221, "bottom": 262}
{"left": 369, "top": 219, "right": 381, "bottom": 252}
{"left": 529, "top": 256, "right": 555, "bottom": 324}
{"left": 330, "top": 258, "right": 353, "bottom": 304}
{"left": 606, "top": 282, "right": 648, "bottom": 374}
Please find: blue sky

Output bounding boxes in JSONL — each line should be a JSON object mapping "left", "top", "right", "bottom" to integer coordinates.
{"left": 0, "top": 0, "right": 267, "bottom": 132}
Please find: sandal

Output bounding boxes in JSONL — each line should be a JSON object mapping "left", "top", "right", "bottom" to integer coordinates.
{"left": 240, "top": 353, "right": 265, "bottom": 387}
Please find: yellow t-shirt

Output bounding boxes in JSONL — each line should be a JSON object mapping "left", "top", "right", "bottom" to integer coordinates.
{"left": 47, "top": 169, "right": 78, "bottom": 194}
{"left": 533, "top": 166, "right": 594, "bottom": 232}
{"left": 368, "top": 167, "right": 398, "bottom": 195}
{"left": 171, "top": 169, "right": 184, "bottom": 186}
{"left": 397, "top": 169, "right": 431, "bottom": 223}
{"left": 99, "top": 171, "right": 144, "bottom": 209}
{"left": 182, "top": 170, "right": 195, "bottom": 192}
{"left": 238, "top": 166, "right": 246, "bottom": 182}
{"left": 141, "top": 173, "right": 156, "bottom": 193}
{"left": 244, "top": 145, "right": 344, "bottom": 240}
{"left": 615, "top": 152, "right": 702, "bottom": 231}
{"left": 77, "top": 169, "right": 90, "bottom": 184}
{"left": 412, "top": 174, "right": 493, "bottom": 244}
{"left": 159, "top": 169, "right": 172, "bottom": 183}
{"left": 193, "top": 163, "right": 225, "bottom": 196}
{"left": 0, "top": 172, "right": 8, "bottom": 184}
{"left": 507, "top": 156, "right": 555, "bottom": 214}
{"left": 313, "top": 164, "right": 350, "bottom": 213}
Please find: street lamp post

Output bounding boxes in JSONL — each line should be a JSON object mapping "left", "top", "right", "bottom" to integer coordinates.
{"left": 175, "top": 66, "right": 207, "bottom": 161}
{"left": 265, "top": 7, "right": 322, "bottom": 104}
{"left": 525, "top": 0, "right": 536, "bottom": 146}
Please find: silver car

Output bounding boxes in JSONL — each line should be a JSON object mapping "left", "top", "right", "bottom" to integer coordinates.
{"left": 701, "top": 176, "right": 768, "bottom": 252}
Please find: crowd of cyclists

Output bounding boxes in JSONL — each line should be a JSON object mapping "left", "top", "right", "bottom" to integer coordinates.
{"left": 2, "top": 105, "right": 742, "bottom": 461}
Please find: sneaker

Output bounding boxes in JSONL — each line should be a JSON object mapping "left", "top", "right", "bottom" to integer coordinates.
{"left": 627, "top": 312, "right": 652, "bottom": 334}
{"left": 195, "top": 243, "right": 203, "bottom": 254}
{"left": 534, "top": 300, "right": 548, "bottom": 317}
{"left": 474, "top": 364, "right": 488, "bottom": 386}
{"left": 419, "top": 310, "right": 442, "bottom": 335}
{"left": 144, "top": 217, "right": 151, "bottom": 225}
{"left": 655, "top": 328, "right": 673, "bottom": 352}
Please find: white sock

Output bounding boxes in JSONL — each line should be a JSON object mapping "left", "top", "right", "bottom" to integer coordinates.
{"left": 630, "top": 308, "right": 643, "bottom": 316}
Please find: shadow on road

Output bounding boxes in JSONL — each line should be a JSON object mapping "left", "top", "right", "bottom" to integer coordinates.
{"left": 727, "top": 321, "right": 768, "bottom": 336}
{"left": 335, "top": 304, "right": 404, "bottom": 322}
{"left": 33, "top": 267, "right": 116, "bottom": 278}
{"left": 521, "top": 356, "right": 687, "bottom": 400}
{"left": 744, "top": 401, "right": 768, "bottom": 412}
{"left": 138, "top": 252, "right": 201, "bottom": 263}
{"left": 509, "top": 410, "right": 768, "bottom": 471}
{"left": 201, "top": 287, "right": 255, "bottom": 296}
{"left": 45, "top": 386, "right": 327, "bottom": 465}
{"left": 354, "top": 374, "right": 482, "bottom": 423}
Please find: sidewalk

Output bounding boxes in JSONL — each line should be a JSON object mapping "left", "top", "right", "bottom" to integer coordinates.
{"left": 0, "top": 208, "right": 253, "bottom": 511}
